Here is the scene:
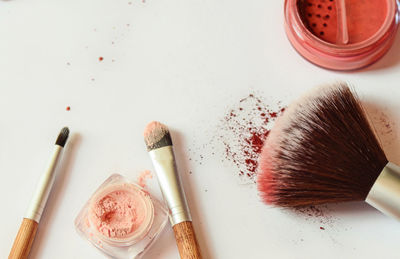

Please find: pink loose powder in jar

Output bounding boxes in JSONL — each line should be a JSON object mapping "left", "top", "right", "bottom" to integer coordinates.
{"left": 88, "top": 184, "right": 153, "bottom": 242}
{"left": 285, "top": 0, "right": 399, "bottom": 70}
{"left": 75, "top": 174, "right": 168, "bottom": 259}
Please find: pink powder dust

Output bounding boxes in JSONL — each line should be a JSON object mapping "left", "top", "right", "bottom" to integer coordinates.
{"left": 137, "top": 170, "right": 152, "bottom": 188}
{"left": 89, "top": 186, "right": 148, "bottom": 239}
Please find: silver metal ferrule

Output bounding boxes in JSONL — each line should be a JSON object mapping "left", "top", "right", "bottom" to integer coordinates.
{"left": 149, "top": 146, "right": 191, "bottom": 226}
{"left": 25, "top": 145, "right": 63, "bottom": 223}
{"left": 366, "top": 162, "right": 400, "bottom": 220}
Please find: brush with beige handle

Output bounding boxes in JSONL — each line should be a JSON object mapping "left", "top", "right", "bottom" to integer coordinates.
{"left": 9, "top": 127, "right": 69, "bottom": 259}
{"left": 144, "top": 121, "right": 201, "bottom": 259}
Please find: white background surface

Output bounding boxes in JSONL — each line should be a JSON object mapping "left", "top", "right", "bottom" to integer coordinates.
{"left": 1, "top": 0, "right": 400, "bottom": 258}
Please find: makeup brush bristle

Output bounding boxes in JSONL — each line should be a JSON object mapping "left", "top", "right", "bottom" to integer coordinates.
{"left": 55, "top": 127, "right": 70, "bottom": 147}
{"left": 143, "top": 121, "right": 172, "bottom": 151}
{"left": 257, "top": 83, "right": 388, "bottom": 207}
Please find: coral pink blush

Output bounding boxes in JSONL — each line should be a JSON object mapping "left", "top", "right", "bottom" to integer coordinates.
{"left": 285, "top": 0, "right": 399, "bottom": 70}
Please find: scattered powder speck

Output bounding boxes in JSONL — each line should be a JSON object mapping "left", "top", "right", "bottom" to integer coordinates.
{"left": 376, "top": 111, "right": 396, "bottom": 139}
{"left": 99, "top": 57, "right": 104, "bottom": 62}
{"left": 66, "top": 62, "right": 70, "bottom": 66}
{"left": 295, "top": 205, "right": 326, "bottom": 218}
{"left": 285, "top": 204, "right": 342, "bottom": 245}
{"left": 66, "top": 106, "right": 71, "bottom": 111}
{"left": 364, "top": 105, "right": 399, "bottom": 164}
{"left": 287, "top": 204, "right": 338, "bottom": 225}
{"left": 218, "top": 93, "right": 285, "bottom": 182}
{"left": 137, "top": 170, "right": 152, "bottom": 188}
{"left": 364, "top": 105, "right": 397, "bottom": 142}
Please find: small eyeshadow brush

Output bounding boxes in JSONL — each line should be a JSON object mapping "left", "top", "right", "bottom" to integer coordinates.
{"left": 9, "top": 127, "right": 70, "bottom": 259}
{"left": 144, "top": 121, "right": 201, "bottom": 259}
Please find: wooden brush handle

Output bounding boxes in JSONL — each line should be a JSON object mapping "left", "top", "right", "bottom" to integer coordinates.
{"left": 173, "top": 221, "right": 202, "bottom": 259}
{"left": 9, "top": 218, "right": 38, "bottom": 259}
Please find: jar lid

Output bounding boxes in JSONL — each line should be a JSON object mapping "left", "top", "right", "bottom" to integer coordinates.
{"left": 285, "top": 0, "right": 399, "bottom": 70}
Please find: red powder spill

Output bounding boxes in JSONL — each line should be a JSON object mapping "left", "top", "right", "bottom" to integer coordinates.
{"left": 66, "top": 106, "right": 71, "bottom": 111}
{"left": 99, "top": 57, "right": 104, "bottom": 62}
{"left": 320, "top": 226, "right": 325, "bottom": 230}
{"left": 364, "top": 107, "right": 397, "bottom": 152}
{"left": 289, "top": 204, "right": 337, "bottom": 224}
{"left": 137, "top": 170, "right": 152, "bottom": 188}
{"left": 377, "top": 111, "right": 395, "bottom": 136}
{"left": 219, "top": 93, "right": 285, "bottom": 181}
{"left": 295, "top": 205, "right": 325, "bottom": 217}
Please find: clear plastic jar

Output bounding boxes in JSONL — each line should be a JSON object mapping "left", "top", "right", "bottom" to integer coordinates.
{"left": 75, "top": 174, "right": 168, "bottom": 259}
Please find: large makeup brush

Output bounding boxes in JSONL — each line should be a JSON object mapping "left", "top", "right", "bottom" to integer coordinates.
{"left": 257, "top": 83, "right": 400, "bottom": 219}
{"left": 144, "top": 121, "right": 202, "bottom": 259}
{"left": 9, "top": 127, "right": 69, "bottom": 259}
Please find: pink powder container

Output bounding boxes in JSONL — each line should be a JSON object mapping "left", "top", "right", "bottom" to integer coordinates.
{"left": 75, "top": 174, "right": 168, "bottom": 259}
{"left": 285, "top": 0, "right": 399, "bottom": 70}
